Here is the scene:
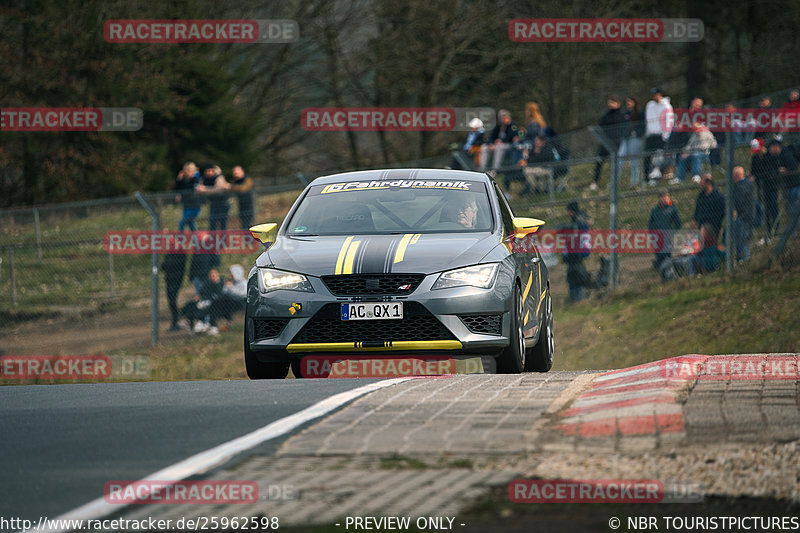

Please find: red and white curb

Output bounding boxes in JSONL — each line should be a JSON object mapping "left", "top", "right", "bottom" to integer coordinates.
{"left": 554, "top": 355, "right": 706, "bottom": 438}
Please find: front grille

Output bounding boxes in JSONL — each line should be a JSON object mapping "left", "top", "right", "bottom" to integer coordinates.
{"left": 321, "top": 274, "right": 426, "bottom": 296}
{"left": 253, "top": 318, "right": 290, "bottom": 340}
{"left": 460, "top": 315, "right": 502, "bottom": 336}
{"left": 292, "top": 302, "right": 455, "bottom": 344}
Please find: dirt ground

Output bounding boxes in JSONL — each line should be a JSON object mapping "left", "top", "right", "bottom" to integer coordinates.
{"left": 0, "top": 297, "right": 184, "bottom": 356}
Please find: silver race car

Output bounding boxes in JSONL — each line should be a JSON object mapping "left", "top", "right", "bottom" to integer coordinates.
{"left": 244, "top": 168, "right": 553, "bottom": 378}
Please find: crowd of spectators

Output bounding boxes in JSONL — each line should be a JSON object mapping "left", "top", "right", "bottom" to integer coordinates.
{"left": 454, "top": 89, "right": 800, "bottom": 296}
{"left": 164, "top": 161, "right": 256, "bottom": 335}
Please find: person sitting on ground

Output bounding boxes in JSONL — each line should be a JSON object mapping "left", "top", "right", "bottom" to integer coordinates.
{"left": 224, "top": 264, "right": 247, "bottom": 299}
{"left": 691, "top": 223, "right": 725, "bottom": 274}
{"left": 181, "top": 268, "right": 229, "bottom": 336}
{"left": 450, "top": 118, "right": 487, "bottom": 171}
{"left": 518, "top": 135, "right": 556, "bottom": 196}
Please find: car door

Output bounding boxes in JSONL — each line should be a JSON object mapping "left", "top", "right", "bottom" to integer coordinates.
{"left": 492, "top": 183, "right": 544, "bottom": 339}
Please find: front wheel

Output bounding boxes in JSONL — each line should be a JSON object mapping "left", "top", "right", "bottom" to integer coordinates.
{"left": 526, "top": 288, "right": 553, "bottom": 372}
{"left": 497, "top": 284, "right": 525, "bottom": 374}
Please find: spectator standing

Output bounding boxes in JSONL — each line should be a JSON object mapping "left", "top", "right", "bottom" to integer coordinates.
{"left": 617, "top": 96, "right": 645, "bottom": 187}
{"left": 732, "top": 166, "right": 756, "bottom": 262}
{"left": 198, "top": 163, "right": 231, "bottom": 231}
{"left": 175, "top": 162, "right": 201, "bottom": 231}
{"left": 648, "top": 188, "right": 682, "bottom": 270}
{"left": 753, "top": 96, "right": 774, "bottom": 142}
{"left": 726, "top": 102, "right": 755, "bottom": 146}
{"left": 674, "top": 118, "right": 717, "bottom": 183}
{"left": 644, "top": 87, "right": 673, "bottom": 184}
{"left": 485, "top": 109, "right": 520, "bottom": 171}
{"left": 230, "top": 165, "right": 255, "bottom": 230}
{"left": 562, "top": 201, "right": 591, "bottom": 303}
{"left": 763, "top": 139, "right": 799, "bottom": 231}
{"left": 591, "top": 96, "right": 626, "bottom": 190}
{"left": 750, "top": 138, "right": 779, "bottom": 238}
{"left": 162, "top": 251, "right": 186, "bottom": 331}
{"left": 693, "top": 174, "right": 726, "bottom": 241}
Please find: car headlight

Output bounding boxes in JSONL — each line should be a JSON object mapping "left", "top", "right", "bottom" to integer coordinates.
{"left": 432, "top": 263, "right": 499, "bottom": 290}
{"left": 257, "top": 268, "right": 314, "bottom": 294}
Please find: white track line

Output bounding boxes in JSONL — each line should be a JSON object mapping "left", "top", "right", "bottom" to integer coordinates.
{"left": 27, "top": 378, "right": 410, "bottom": 533}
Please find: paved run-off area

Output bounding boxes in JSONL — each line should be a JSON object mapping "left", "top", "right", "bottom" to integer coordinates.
{"left": 116, "top": 355, "right": 800, "bottom": 528}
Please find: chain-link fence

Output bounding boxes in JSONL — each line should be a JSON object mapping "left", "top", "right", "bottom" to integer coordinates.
{"left": 0, "top": 181, "right": 309, "bottom": 359}
{"left": 490, "top": 130, "right": 799, "bottom": 304}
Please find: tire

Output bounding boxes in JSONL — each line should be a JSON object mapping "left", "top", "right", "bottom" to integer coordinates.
{"left": 497, "top": 283, "right": 525, "bottom": 374}
{"left": 244, "top": 323, "right": 289, "bottom": 379}
{"left": 526, "top": 287, "right": 554, "bottom": 372}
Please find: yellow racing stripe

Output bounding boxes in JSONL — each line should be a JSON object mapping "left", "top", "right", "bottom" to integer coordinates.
{"left": 343, "top": 240, "right": 361, "bottom": 275}
{"left": 393, "top": 233, "right": 414, "bottom": 264}
{"left": 335, "top": 236, "right": 354, "bottom": 275}
{"left": 522, "top": 272, "right": 533, "bottom": 300}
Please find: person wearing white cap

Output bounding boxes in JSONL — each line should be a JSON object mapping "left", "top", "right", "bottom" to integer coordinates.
{"left": 449, "top": 117, "right": 487, "bottom": 170}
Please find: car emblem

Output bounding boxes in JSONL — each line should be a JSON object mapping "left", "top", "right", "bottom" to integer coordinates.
{"left": 398, "top": 284, "right": 411, "bottom": 290}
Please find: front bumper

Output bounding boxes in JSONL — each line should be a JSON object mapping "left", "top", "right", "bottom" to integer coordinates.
{"left": 245, "top": 269, "right": 516, "bottom": 364}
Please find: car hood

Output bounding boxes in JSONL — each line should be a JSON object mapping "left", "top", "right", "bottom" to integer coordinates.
{"left": 261, "top": 233, "right": 501, "bottom": 276}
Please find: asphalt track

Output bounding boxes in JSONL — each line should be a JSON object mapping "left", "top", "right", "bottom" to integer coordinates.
{"left": 0, "top": 380, "right": 383, "bottom": 522}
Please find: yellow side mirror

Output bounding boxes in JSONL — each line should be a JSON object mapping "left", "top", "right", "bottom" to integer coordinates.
{"left": 512, "top": 217, "right": 545, "bottom": 238}
{"left": 249, "top": 223, "right": 278, "bottom": 248}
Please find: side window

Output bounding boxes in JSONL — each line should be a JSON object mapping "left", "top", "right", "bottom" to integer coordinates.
{"left": 493, "top": 183, "right": 514, "bottom": 231}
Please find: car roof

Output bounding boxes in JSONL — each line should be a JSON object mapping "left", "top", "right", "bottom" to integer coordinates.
{"left": 309, "top": 168, "right": 492, "bottom": 186}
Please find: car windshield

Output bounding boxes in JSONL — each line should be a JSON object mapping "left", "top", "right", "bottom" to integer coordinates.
{"left": 285, "top": 179, "right": 493, "bottom": 235}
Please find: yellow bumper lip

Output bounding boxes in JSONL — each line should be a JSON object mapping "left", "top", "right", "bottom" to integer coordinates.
{"left": 286, "top": 340, "right": 463, "bottom": 353}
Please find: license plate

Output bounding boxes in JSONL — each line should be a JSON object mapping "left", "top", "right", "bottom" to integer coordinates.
{"left": 341, "top": 302, "right": 403, "bottom": 321}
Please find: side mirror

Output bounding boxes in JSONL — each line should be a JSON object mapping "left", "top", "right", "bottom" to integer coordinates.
{"left": 512, "top": 217, "right": 545, "bottom": 238}
{"left": 249, "top": 223, "right": 278, "bottom": 248}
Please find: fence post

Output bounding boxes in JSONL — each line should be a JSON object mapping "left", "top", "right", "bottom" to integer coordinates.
{"left": 108, "top": 251, "right": 115, "bottom": 297}
{"left": 725, "top": 131, "right": 735, "bottom": 273}
{"left": 34, "top": 207, "right": 42, "bottom": 263}
{"left": 135, "top": 192, "right": 160, "bottom": 347}
{"left": 589, "top": 126, "right": 620, "bottom": 289}
{"left": 9, "top": 247, "right": 17, "bottom": 307}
